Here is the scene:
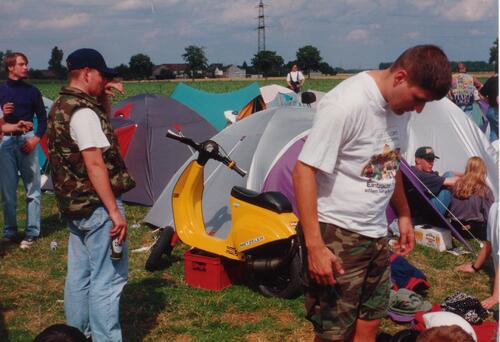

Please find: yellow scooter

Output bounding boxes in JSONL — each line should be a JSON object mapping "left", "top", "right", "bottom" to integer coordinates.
{"left": 165, "top": 130, "right": 302, "bottom": 298}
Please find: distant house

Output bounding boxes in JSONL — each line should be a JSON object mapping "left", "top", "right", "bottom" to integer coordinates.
{"left": 152, "top": 64, "right": 188, "bottom": 79}
{"left": 308, "top": 71, "right": 324, "bottom": 77}
{"left": 207, "top": 63, "right": 224, "bottom": 78}
{"left": 223, "top": 65, "right": 246, "bottom": 78}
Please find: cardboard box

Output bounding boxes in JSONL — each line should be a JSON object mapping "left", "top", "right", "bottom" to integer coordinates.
{"left": 414, "top": 225, "right": 452, "bottom": 252}
{"left": 184, "top": 249, "right": 243, "bottom": 291}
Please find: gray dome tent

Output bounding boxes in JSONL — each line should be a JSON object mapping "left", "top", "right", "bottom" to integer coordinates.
{"left": 112, "top": 94, "right": 217, "bottom": 206}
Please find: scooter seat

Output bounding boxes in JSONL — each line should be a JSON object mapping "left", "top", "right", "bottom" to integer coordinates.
{"left": 231, "top": 186, "right": 293, "bottom": 214}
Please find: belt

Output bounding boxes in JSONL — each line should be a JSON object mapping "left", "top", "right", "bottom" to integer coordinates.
{"left": 3, "top": 129, "right": 33, "bottom": 136}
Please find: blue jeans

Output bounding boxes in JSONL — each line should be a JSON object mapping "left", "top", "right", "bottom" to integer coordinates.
{"left": 430, "top": 171, "right": 453, "bottom": 216}
{"left": 0, "top": 131, "right": 41, "bottom": 238}
{"left": 486, "top": 106, "right": 498, "bottom": 142}
{"left": 64, "top": 200, "right": 128, "bottom": 342}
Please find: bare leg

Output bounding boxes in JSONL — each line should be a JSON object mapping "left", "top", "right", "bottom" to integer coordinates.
{"left": 455, "top": 241, "right": 491, "bottom": 273}
{"left": 351, "top": 319, "right": 380, "bottom": 342}
{"left": 482, "top": 265, "right": 499, "bottom": 309}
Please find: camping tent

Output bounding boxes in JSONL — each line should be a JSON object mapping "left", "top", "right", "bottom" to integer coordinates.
{"left": 260, "top": 84, "right": 293, "bottom": 104}
{"left": 144, "top": 106, "right": 315, "bottom": 237}
{"left": 171, "top": 82, "right": 264, "bottom": 130}
{"left": 112, "top": 94, "right": 217, "bottom": 206}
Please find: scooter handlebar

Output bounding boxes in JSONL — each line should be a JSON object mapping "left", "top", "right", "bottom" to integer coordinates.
{"left": 167, "top": 130, "right": 246, "bottom": 177}
{"left": 220, "top": 156, "right": 247, "bottom": 177}
{"left": 166, "top": 130, "right": 200, "bottom": 150}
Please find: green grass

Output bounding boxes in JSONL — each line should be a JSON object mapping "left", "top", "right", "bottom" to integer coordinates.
{"left": 0, "top": 79, "right": 496, "bottom": 341}
{"left": 33, "top": 78, "right": 343, "bottom": 103}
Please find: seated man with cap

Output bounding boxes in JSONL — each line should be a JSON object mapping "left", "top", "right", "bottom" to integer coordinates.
{"left": 406, "top": 146, "right": 461, "bottom": 223}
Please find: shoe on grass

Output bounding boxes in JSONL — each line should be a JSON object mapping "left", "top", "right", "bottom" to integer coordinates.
{"left": 20, "top": 237, "right": 35, "bottom": 249}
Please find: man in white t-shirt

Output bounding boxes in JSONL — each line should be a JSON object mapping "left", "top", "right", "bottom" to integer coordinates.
{"left": 292, "top": 45, "right": 452, "bottom": 342}
{"left": 47, "top": 48, "right": 135, "bottom": 341}
{"left": 287, "top": 64, "right": 305, "bottom": 93}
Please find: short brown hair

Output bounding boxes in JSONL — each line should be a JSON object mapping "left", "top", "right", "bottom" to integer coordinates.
{"left": 416, "top": 325, "right": 474, "bottom": 342}
{"left": 390, "top": 45, "right": 451, "bottom": 100}
{"left": 4, "top": 52, "right": 28, "bottom": 73}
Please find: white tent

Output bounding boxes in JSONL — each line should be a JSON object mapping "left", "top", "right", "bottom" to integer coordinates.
{"left": 259, "top": 84, "right": 293, "bottom": 104}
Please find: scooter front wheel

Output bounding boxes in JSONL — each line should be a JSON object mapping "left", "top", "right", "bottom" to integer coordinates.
{"left": 256, "top": 251, "right": 302, "bottom": 299}
{"left": 145, "top": 226, "right": 175, "bottom": 272}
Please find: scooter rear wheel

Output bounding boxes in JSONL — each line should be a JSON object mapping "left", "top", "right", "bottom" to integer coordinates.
{"left": 145, "top": 226, "right": 175, "bottom": 272}
{"left": 256, "top": 251, "right": 302, "bottom": 299}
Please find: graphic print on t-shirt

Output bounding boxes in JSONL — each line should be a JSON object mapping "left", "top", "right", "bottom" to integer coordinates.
{"left": 361, "top": 128, "right": 401, "bottom": 194}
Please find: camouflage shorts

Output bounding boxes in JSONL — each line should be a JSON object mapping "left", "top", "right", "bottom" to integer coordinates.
{"left": 298, "top": 222, "right": 390, "bottom": 341}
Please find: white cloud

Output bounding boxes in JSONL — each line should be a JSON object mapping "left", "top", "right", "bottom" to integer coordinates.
{"left": 410, "top": 0, "right": 496, "bottom": 21}
{"left": 442, "top": 0, "right": 495, "bottom": 21}
{"left": 114, "top": 0, "right": 148, "bottom": 11}
{"left": 18, "top": 13, "right": 89, "bottom": 30}
{"left": 346, "top": 29, "right": 370, "bottom": 42}
{"left": 218, "top": 3, "right": 257, "bottom": 25}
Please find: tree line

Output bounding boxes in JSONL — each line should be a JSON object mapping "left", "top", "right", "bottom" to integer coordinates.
{"left": 0, "top": 39, "right": 497, "bottom": 81}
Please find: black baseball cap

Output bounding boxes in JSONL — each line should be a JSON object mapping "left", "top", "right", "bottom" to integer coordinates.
{"left": 415, "top": 146, "right": 440, "bottom": 160}
{"left": 66, "top": 48, "right": 117, "bottom": 77}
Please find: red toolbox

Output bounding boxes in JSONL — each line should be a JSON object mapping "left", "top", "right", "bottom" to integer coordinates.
{"left": 184, "top": 249, "right": 243, "bottom": 291}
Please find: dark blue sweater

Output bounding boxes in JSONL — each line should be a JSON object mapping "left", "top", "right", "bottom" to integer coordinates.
{"left": 0, "top": 78, "right": 47, "bottom": 137}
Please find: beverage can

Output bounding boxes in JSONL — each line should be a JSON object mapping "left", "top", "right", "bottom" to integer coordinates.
{"left": 111, "top": 237, "right": 123, "bottom": 260}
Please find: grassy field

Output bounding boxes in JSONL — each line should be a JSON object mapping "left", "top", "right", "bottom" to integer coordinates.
{"left": 0, "top": 79, "right": 497, "bottom": 341}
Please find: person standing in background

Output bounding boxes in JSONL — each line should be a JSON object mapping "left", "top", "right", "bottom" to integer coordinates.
{"left": 287, "top": 64, "right": 305, "bottom": 93}
{"left": 0, "top": 52, "right": 46, "bottom": 249}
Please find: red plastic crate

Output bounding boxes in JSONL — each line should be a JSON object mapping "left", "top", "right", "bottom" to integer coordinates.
{"left": 184, "top": 249, "right": 243, "bottom": 291}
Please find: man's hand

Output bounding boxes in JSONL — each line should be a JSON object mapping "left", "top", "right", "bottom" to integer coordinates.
{"left": 104, "top": 80, "right": 124, "bottom": 97}
{"left": 16, "top": 120, "right": 33, "bottom": 133}
{"left": 21, "top": 135, "right": 40, "bottom": 154}
{"left": 307, "top": 245, "right": 344, "bottom": 285}
{"left": 2, "top": 102, "right": 14, "bottom": 115}
{"left": 109, "top": 208, "right": 127, "bottom": 244}
{"left": 393, "top": 216, "right": 414, "bottom": 256}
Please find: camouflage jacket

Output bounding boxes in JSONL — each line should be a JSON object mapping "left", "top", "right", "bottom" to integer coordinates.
{"left": 47, "top": 86, "right": 135, "bottom": 219}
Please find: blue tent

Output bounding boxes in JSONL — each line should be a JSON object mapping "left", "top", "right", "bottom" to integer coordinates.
{"left": 171, "top": 82, "right": 263, "bottom": 130}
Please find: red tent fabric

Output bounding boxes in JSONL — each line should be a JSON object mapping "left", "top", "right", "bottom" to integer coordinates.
{"left": 114, "top": 124, "right": 136, "bottom": 157}
{"left": 40, "top": 119, "right": 137, "bottom": 160}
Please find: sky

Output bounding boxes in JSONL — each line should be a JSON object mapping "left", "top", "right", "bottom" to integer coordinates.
{"left": 0, "top": 0, "right": 498, "bottom": 70}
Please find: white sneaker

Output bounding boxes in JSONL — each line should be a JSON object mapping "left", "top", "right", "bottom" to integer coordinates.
{"left": 20, "top": 237, "right": 35, "bottom": 249}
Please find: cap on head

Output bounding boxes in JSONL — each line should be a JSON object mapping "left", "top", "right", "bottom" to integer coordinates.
{"left": 415, "top": 146, "right": 440, "bottom": 160}
{"left": 66, "top": 48, "right": 117, "bottom": 77}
